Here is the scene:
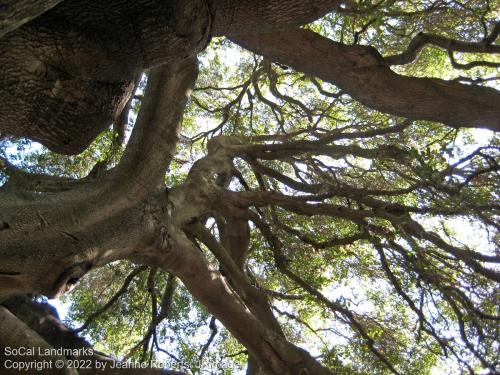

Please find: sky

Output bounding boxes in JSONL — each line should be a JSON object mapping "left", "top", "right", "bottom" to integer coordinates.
{"left": 2, "top": 37, "right": 498, "bottom": 375}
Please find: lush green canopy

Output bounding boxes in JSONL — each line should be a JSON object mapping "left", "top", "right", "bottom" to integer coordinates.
{"left": 1, "top": 1, "right": 499, "bottom": 374}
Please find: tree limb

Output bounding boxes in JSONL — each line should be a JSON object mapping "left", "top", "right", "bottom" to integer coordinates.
{"left": 0, "top": 0, "right": 64, "bottom": 38}
{"left": 231, "top": 29, "right": 500, "bottom": 131}
{"left": 0, "top": 154, "right": 78, "bottom": 192}
{"left": 385, "top": 23, "right": 500, "bottom": 65}
{"left": 3, "top": 297, "right": 187, "bottom": 375}
{"left": 0, "top": 305, "right": 77, "bottom": 375}
{"left": 76, "top": 266, "right": 147, "bottom": 333}
{"left": 211, "top": 0, "right": 342, "bottom": 36}
{"left": 109, "top": 57, "right": 199, "bottom": 201}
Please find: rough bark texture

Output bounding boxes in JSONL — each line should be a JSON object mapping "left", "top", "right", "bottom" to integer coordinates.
{"left": 1, "top": 2, "right": 497, "bottom": 375}
{"left": 210, "top": 0, "right": 341, "bottom": 36}
{"left": 0, "top": 0, "right": 64, "bottom": 38}
{"left": 0, "top": 0, "right": 343, "bottom": 154}
{"left": 231, "top": 29, "right": 500, "bottom": 131}
{"left": 0, "top": 0, "right": 210, "bottom": 154}
{"left": 0, "top": 58, "right": 197, "bottom": 300}
{"left": 1, "top": 297, "right": 188, "bottom": 374}
{"left": 1, "top": 0, "right": 498, "bottom": 154}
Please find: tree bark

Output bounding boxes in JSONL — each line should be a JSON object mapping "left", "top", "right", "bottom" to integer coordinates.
{"left": 1, "top": 297, "right": 188, "bottom": 374}
{"left": 0, "top": 305, "right": 77, "bottom": 375}
{"left": 0, "top": 0, "right": 64, "bottom": 38}
{"left": 137, "top": 220, "right": 334, "bottom": 375}
{"left": 0, "top": 0, "right": 210, "bottom": 154}
{"left": 231, "top": 29, "right": 500, "bottom": 131}
{"left": 210, "top": 0, "right": 341, "bottom": 36}
{"left": 246, "top": 356, "right": 265, "bottom": 375}
{"left": 0, "top": 58, "right": 197, "bottom": 301}
{"left": 0, "top": 0, "right": 348, "bottom": 153}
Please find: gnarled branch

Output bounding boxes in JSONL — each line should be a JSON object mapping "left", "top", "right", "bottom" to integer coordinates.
{"left": 231, "top": 29, "right": 500, "bottom": 131}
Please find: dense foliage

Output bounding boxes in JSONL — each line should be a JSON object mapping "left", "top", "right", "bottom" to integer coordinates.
{"left": 1, "top": 1, "right": 499, "bottom": 374}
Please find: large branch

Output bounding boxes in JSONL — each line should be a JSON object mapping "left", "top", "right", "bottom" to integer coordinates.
{"left": 0, "top": 57, "right": 196, "bottom": 301}
{"left": 132, "top": 134, "right": 337, "bottom": 374}
{"left": 231, "top": 29, "right": 500, "bottom": 131}
{"left": 0, "top": 154, "right": 79, "bottom": 192}
{"left": 2, "top": 297, "right": 187, "bottom": 374}
{"left": 136, "top": 221, "right": 334, "bottom": 375}
{"left": 0, "top": 0, "right": 64, "bottom": 38}
{"left": 111, "top": 57, "right": 198, "bottom": 201}
{"left": 0, "top": 0, "right": 210, "bottom": 154}
{"left": 211, "top": 0, "right": 341, "bottom": 36}
{"left": 0, "top": 305, "right": 77, "bottom": 375}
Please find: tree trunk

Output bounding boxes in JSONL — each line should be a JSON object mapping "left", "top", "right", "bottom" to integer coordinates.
{"left": 246, "top": 356, "right": 265, "bottom": 375}
{"left": 0, "top": 0, "right": 210, "bottom": 154}
{"left": 0, "top": 58, "right": 197, "bottom": 300}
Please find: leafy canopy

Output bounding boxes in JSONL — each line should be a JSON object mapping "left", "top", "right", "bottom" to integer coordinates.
{"left": 1, "top": 1, "right": 499, "bottom": 374}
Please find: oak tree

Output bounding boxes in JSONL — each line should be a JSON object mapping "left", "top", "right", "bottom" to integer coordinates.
{"left": 1, "top": 1, "right": 499, "bottom": 374}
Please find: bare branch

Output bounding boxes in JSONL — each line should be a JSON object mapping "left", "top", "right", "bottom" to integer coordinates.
{"left": 76, "top": 266, "right": 147, "bottom": 333}
{"left": 199, "top": 317, "right": 218, "bottom": 360}
{"left": 385, "top": 24, "right": 500, "bottom": 66}
{"left": 231, "top": 29, "right": 500, "bottom": 131}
